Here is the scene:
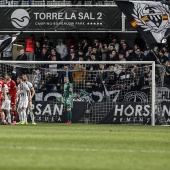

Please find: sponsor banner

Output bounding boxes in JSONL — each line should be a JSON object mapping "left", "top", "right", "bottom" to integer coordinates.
{"left": 30, "top": 101, "right": 86, "bottom": 123}
{"left": 100, "top": 102, "right": 170, "bottom": 125}
{"left": 30, "top": 88, "right": 170, "bottom": 124}
{"left": 0, "top": 7, "right": 122, "bottom": 31}
{"left": 99, "top": 102, "right": 151, "bottom": 124}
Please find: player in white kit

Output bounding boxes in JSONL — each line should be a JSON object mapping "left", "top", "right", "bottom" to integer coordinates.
{"left": 22, "top": 74, "right": 36, "bottom": 125}
{"left": 1, "top": 84, "right": 11, "bottom": 124}
{"left": 17, "top": 76, "right": 31, "bottom": 125}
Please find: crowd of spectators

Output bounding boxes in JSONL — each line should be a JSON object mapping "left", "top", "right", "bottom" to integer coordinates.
{"left": 1, "top": 33, "right": 170, "bottom": 93}
{"left": 1, "top": 0, "right": 107, "bottom": 5}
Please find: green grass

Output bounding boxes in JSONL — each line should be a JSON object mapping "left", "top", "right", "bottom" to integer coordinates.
{"left": 0, "top": 124, "right": 170, "bottom": 170}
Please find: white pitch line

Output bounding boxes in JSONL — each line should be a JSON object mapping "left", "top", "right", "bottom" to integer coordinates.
{"left": 1, "top": 146, "right": 170, "bottom": 154}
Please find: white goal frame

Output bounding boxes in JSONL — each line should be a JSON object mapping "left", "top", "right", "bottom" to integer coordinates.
{"left": 0, "top": 60, "right": 156, "bottom": 126}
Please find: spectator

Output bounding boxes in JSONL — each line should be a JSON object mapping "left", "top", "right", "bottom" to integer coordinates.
{"left": 164, "top": 60, "right": 170, "bottom": 87}
{"left": 69, "top": 45, "right": 75, "bottom": 54}
{"left": 86, "top": 53, "right": 98, "bottom": 70}
{"left": 106, "top": 50, "right": 118, "bottom": 62}
{"left": 82, "top": 39, "right": 88, "bottom": 54}
{"left": 78, "top": 56, "right": 84, "bottom": 61}
{"left": 56, "top": 39, "right": 68, "bottom": 61}
{"left": 126, "top": 48, "right": 136, "bottom": 61}
{"left": 111, "top": 38, "right": 120, "bottom": 53}
{"left": 139, "top": 66, "right": 152, "bottom": 90}
{"left": 48, "top": 48, "right": 62, "bottom": 61}
{"left": 97, "top": 64, "right": 108, "bottom": 88}
{"left": 93, "top": 39, "right": 99, "bottom": 49}
{"left": 85, "top": 46, "right": 92, "bottom": 59}
{"left": 91, "top": 47, "right": 101, "bottom": 61}
{"left": 15, "top": 49, "right": 28, "bottom": 76}
{"left": 162, "top": 46, "right": 170, "bottom": 59}
{"left": 133, "top": 44, "right": 139, "bottom": 51}
{"left": 77, "top": 42, "right": 83, "bottom": 51}
{"left": 43, "top": 55, "right": 61, "bottom": 92}
{"left": 38, "top": 37, "right": 44, "bottom": 48}
{"left": 120, "top": 43, "right": 128, "bottom": 56}
{"left": 91, "top": 0, "right": 105, "bottom": 5}
{"left": 119, "top": 39, "right": 127, "bottom": 52}
{"left": 85, "top": 72, "right": 100, "bottom": 93}
{"left": 157, "top": 50, "right": 168, "bottom": 64}
{"left": 32, "top": 67, "right": 42, "bottom": 90}
{"left": 57, "top": 65, "right": 73, "bottom": 91}
{"left": 41, "top": 47, "right": 49, "bottom": 61}
{"left": 3, "top": 0, "right": 13, "bottom": 5}
{"left": 72, "top": 64, "right": 86, "bottom": 85}
{"left": 71, "top": 0, "right": 85, "bottom": 5}
{"left": 69, "top": 51, "right": 78, "bottom": 61}
{"left": 34, "top": 41, "right": 42, "bottom": 61}
{"left": 108, "top": 44, "right": 115, "bottom": 53}
{"left": 25, "top": 34, "right": 35, "bottom": 61}
{"left": 43, "top": 36, "right": 53, "bottom": 55}
{"left": 113, "top": 64, "right": 122, "bottom": 76}
{"left": 64, "top": 33, "right": 76, "bottom": 51}
{"left": 118, "top": 67, "right": 131, "bottom": 89}
{"left": 105, "top": 66, "right": 118, "bottom": 90}
{"left": 119, "top": 51, "right": 126, "bottom": 61}
{"left": 18, "top": 0, "right": 32, "bottom": 5}
{"left": 144, "top": 48, "right": 156, "bottom": 62}
{"left": 99, "top": 42, "right": 109, "bottom": 61}
{"left": 77, "top": 50, "right": 86, "bottom": 61}
{"left": 135, "top": 48, "right": 145, "bottom": 61}
{"left": 16, "top": 49, "right": 27, "bottom": 61}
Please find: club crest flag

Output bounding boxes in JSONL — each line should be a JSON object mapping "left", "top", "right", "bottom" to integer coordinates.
{"left": 115, "top": 1, "right": 170, "bottom": 48}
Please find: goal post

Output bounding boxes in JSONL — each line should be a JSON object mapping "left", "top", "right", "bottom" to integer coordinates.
{"left": 151, "top": 61, "right": 155, "bottom": 126}
{"left": 0, "top": 60, "right": 160, "bottom": 126}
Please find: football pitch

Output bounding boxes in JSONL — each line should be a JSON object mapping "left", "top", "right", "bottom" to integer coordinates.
{"left": 0, "top": 124, "right": 170, "bottom": 170}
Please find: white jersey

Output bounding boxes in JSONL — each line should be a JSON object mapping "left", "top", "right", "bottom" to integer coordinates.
{"left": 25, "top": 81, "right": 33, "bottom": 90}
{"left": 1, "top": 84, "right": 11, "bottom": 111}
{"left": 3, "top": 84, "right": 9, "bottom": 101}
{"left": 17, "top": 83, "right": 29, "bottom": 100}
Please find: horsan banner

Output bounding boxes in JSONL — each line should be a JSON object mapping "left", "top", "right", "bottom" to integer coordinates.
{"left": 0, "top": 7, "right": 122, "bottom": 31}
{"left": 30, "top": 87, "right": 170, "bottom": 125}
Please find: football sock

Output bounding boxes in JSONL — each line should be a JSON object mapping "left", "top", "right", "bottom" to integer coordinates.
{"left": 8, "top": 113, "right": 11, "bottom": 124}
{"left": 19, "top": 110, "right": 23, "bottom": 122}
{"left": 4, "top": 111, "right": 8, "bottom": 120}
{"left": 30, "top": 109, "right": 35, "bottom": 123}
{"left": 23, "top": 109, "right": 27, "bottom": 123}
{"left": 13, "top": 110, "right": 18, "bottom": 122}
{"left": 67, "top": 111, "right": 72, "bottom": 122}
{"left": 1, "top": 112, "right": 5, "bottom": 122}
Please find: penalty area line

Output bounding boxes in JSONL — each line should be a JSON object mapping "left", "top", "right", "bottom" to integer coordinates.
{"left": 1, "top": 146, "right": 170, "bottom": 154}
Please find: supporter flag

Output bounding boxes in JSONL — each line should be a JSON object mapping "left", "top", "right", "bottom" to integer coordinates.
{"left": 115, "top": 0, "right": 170, "bottom": 48}
{"left": 0, "top": 32, "right": 21, "bottom": 52}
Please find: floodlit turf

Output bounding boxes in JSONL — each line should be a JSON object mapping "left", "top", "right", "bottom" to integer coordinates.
{"left": 0, "top": 124, "right": 170, "bottom": 170}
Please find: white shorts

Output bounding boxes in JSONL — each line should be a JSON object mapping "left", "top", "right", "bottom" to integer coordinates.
{"left": 1, "top": 99, "right": 11, "bottom": 111}
{"left": 18, "top": 100, "right": 28, "bottom": 109}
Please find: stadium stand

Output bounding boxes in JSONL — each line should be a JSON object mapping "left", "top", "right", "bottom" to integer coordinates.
{"left": 0, "top": 0, "right": 115, "bottom": 5}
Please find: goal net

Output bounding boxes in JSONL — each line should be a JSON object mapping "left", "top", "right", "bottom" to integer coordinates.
{"left": 0, "top": 60, "right": 166, "bottom": 126}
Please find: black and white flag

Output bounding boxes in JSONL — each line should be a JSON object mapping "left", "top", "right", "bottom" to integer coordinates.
{"left": 0, "top": 32, "right": 21, "bottom": 52}
{"left": 115, "top": 1, "right": 170, "bottom": 48}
